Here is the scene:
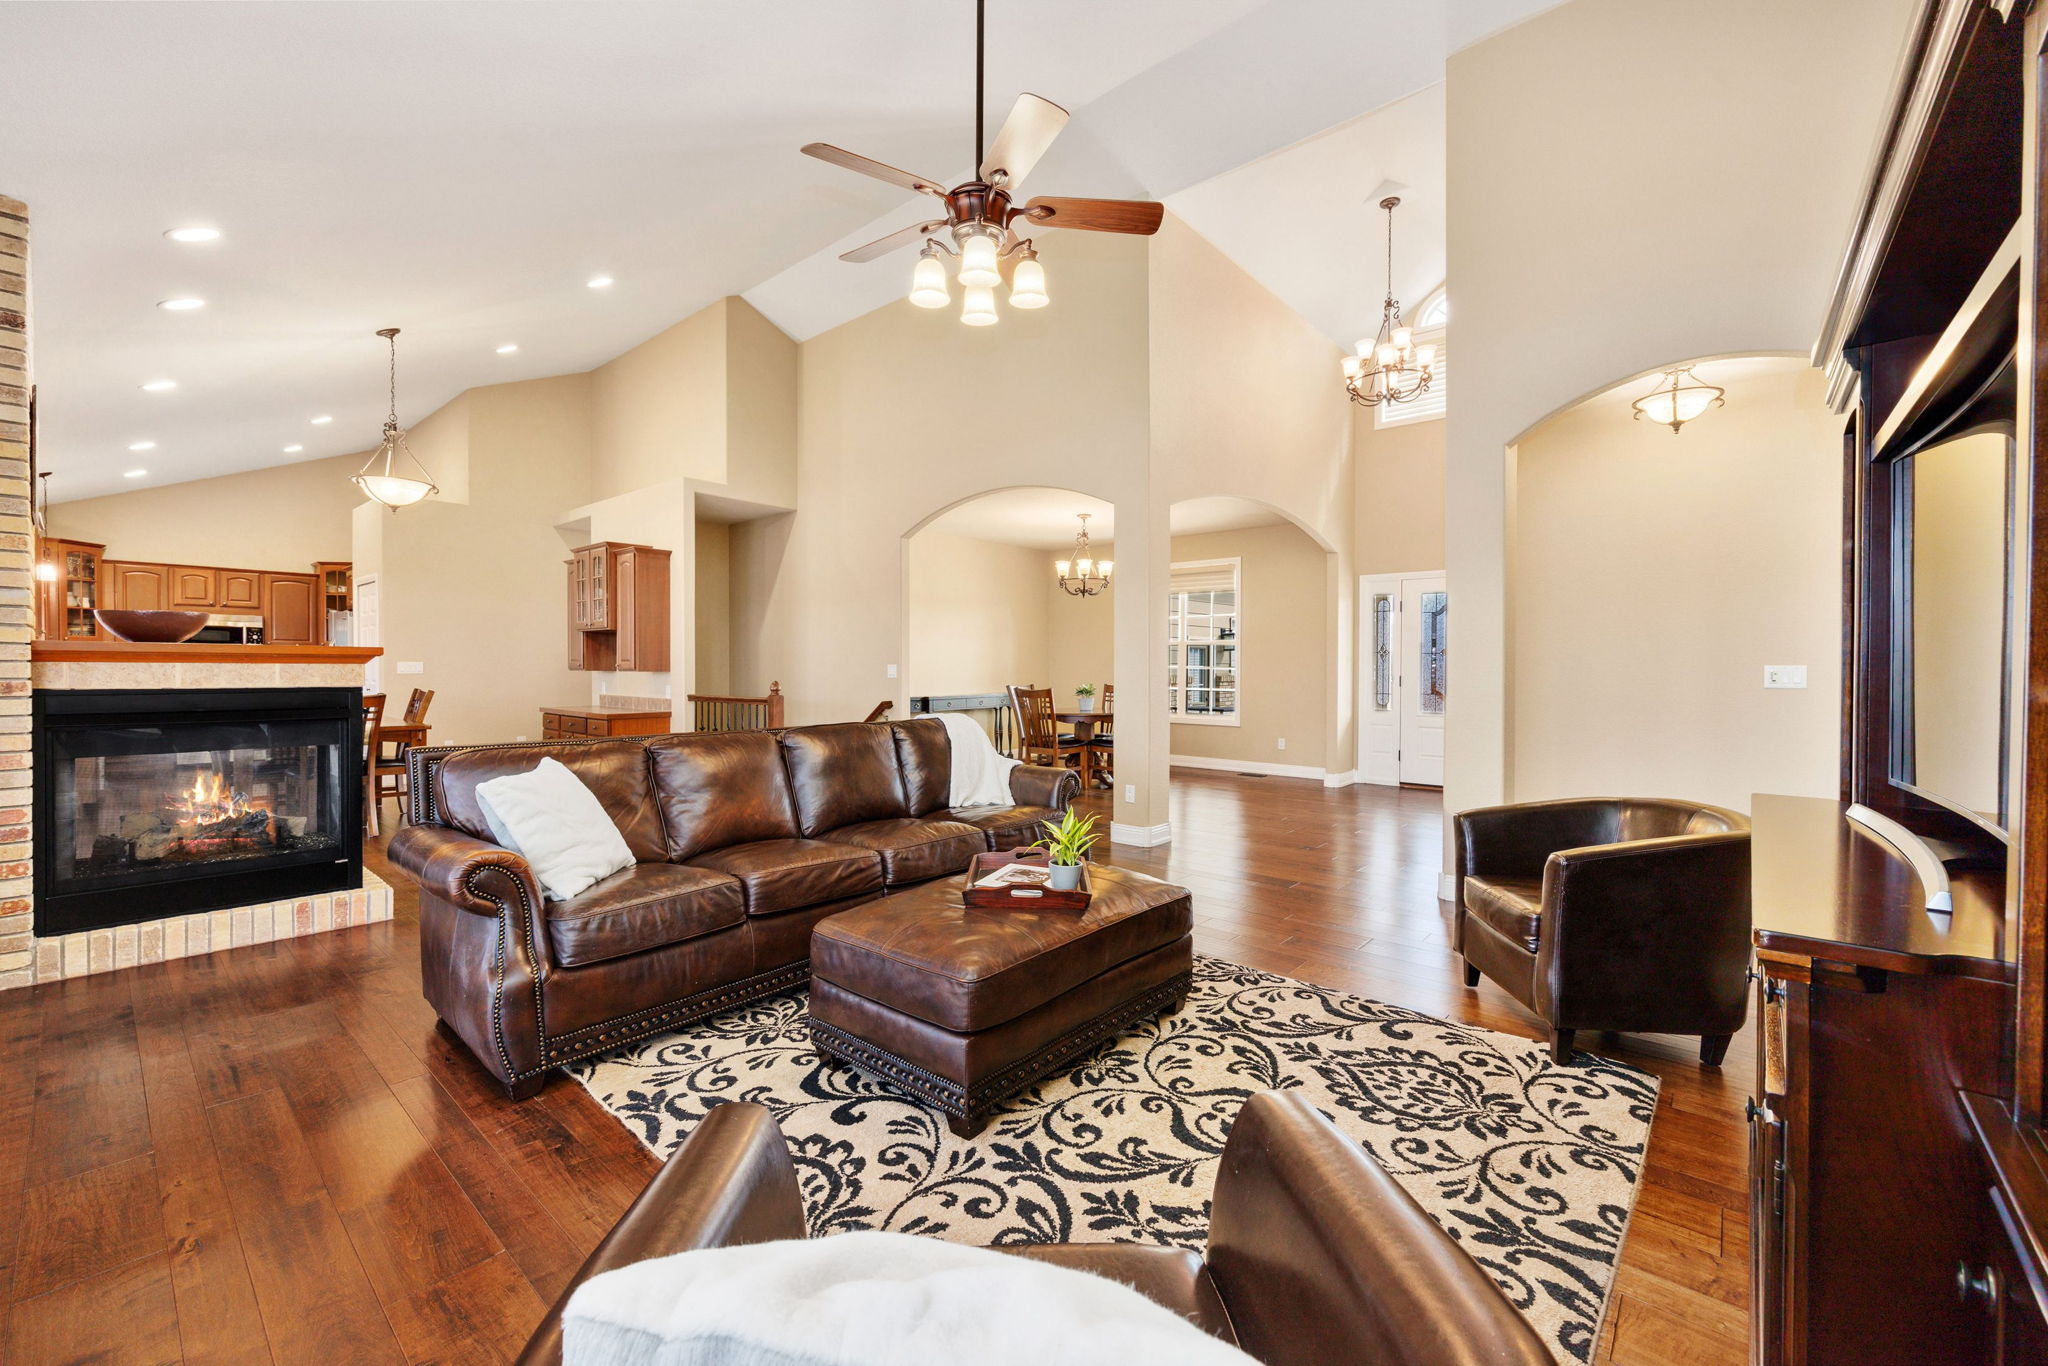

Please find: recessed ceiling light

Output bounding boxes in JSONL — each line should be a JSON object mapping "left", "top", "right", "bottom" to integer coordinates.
{"left": 164, "top": 226, "right": 221, "bottom": 243}
{"left": 140, "top": 379, "right": 177, "bottom": 392}
{"left": 157, "top": 297, "right": 205, "bottom": 311}
{"left": 587, "top": 275, "right": 614, "bottom": 289}
{"left": 283, "top": 444, "right": 304, "bottom": 453}
{"left": 310, "top": 415, "right": 333, "bottom": 425}
{"left": 496, "top": 343, "right": 519, "bottom": 354}
{"left": 123, "top": 469, "right": 148, "bottom": 479}
{"left": 128, "top": 440, "right": 156, "bottom": 452}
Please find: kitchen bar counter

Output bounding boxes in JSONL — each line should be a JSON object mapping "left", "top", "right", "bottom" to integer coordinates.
{"left": 32, "top": 641, "right": 382, "bottom": 664}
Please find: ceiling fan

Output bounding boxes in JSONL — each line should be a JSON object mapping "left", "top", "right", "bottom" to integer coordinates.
{"left": 800, "top": 0, "right": 1165, "bottom": 325}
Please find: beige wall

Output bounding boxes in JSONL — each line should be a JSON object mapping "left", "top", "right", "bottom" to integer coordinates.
{"left": 904, "top": 529, "right": 1052, "bottom": 702}
{"left": 1356, "top": 413, "right": 1444, "bottom": 575}
{"left": 1910, "top": 430, "right": 2009, "bottom": 819}
{"left": 694, "top": 518, "right": 733, "bottom": 696}
{"left": 49, "top": 453, "right": 362, "bottom": 569}
{"left": 1167, "top": 523, "right": 1329, "bottom": 769}
{"left": 1444, "top": 0, "right": 1916, "bottom": 844}
{"left": 1510, "top": 359, "right": 1842, "bottom": 812}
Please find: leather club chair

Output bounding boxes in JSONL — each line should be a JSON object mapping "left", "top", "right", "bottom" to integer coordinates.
{"left": 513, "top": 1092, "right": 1552, "bottom": 1366}
{"left": 1453, "top": 797, "right": 1752, "bottom": 1066}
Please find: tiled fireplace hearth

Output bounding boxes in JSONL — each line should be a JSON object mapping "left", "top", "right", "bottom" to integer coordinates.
{"left": 6, "top": 641, "right": 390, "bottom": 991}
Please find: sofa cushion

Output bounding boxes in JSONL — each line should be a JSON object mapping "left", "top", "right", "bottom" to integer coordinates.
{"left": 946, "top": 804, "right": 1058, "bottom": 852}
{"left": 649, "top": 732, "right": 803, "bottom": 860}
{"left": 812, "top": 863, "right": 1194, "bottom": 1031}
{"left": 686, "top": 838, "right": 884, "bottom": 917}
{"left": 435, "top": 739, "right": 666, "bottom": 863}
{"left": 545, "top": 863, "right": 746, "bottom": 968}
{"left": 819, "top": 817, "right": 983, "bottom": 886}
{"left": 1464, "top": 874, "right": 1544, "bottom": 953}
{"left": 890, "top": 717, "right": 952, "bottom": 816}
{"left": 779, "top": 724, "right": 910, "bottom": 837}
{"left": 474, "top": 756, "right": 636, "bottom": 901}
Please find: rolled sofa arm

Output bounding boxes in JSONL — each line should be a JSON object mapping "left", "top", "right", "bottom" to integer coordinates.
{"left": 1010, "top": 762, "right": 1080, "bottom": 812}
{"left": 387, "top": 823, "right": 544, "bottom": 918}
{"left": 515, "top": 1102, "right": 809, "bottom": 1366}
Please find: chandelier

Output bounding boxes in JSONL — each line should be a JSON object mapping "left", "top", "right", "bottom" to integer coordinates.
{"left": 1055, "top": 514, "right": 1112, "bottom": 597}
{"left": 352, "top": 327, "right": 439, "bottom": 511}
{"left": 1631, "top": 366, "right": 1726, "bottom": 433}
{"left": 1342, "top": 196, "right": 1435, "bottom": 407}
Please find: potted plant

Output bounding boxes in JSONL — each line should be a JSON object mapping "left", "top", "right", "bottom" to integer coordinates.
{"left": 1074, "top": 683, "right": 1096, "bottom": 714}
{"left": 1033, "top": 809, "right": 1100, "bottom": 891}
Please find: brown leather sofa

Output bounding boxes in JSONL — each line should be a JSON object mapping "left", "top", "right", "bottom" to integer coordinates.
{"left": 388, "top": 719, "right": 1078, "bottom": 1099}
{"left": 512, "top": 1093, "right": 1552, "bottom": 1366}
{"left": 1453, "top": 797, "right": 1753, "bottom": 1065}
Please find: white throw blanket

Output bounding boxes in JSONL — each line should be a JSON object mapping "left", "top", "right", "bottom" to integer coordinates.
{"left": 924, "top": 712, "right": 1019, "bottom": 808}
{"left": 562, "top": 1230, "right": 1257, "bottom": 1366}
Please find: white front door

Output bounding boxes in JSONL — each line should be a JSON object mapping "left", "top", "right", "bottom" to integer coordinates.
{"left": 1398, "top": 574, "right": 1447, "bottom": 786}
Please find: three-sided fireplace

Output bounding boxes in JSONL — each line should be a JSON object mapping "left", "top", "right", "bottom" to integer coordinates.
{"left": 34, "top": 688, "right": 363, "bottom": 936}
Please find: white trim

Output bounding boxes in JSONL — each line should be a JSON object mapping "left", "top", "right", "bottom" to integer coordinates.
{"left": 1169, "top": 754, "right": 1325, "bottom": 781}
{"left": 1110, "top": 821, "right": 1174, "bottom": 848}
{"left": 1322, "top": 769, "right": 1357, "bottom": 789}
{"left": 1438, "top": 872, "right": 1458, "bottom": 901}
{"left": 1358, "top": 570, "right": 1445, "bottom": 786}
{"left": 1167, "top": 555, "right": 1242, "bottom": 727}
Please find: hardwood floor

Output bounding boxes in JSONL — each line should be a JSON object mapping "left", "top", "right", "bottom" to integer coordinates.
{"left": 0, "top": 771, "right": 1750, "bottom": 1365}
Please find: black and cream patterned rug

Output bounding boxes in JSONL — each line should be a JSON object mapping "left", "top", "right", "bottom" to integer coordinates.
{"left": 568, "top": 955, "right": 1658, "bottom": 1363}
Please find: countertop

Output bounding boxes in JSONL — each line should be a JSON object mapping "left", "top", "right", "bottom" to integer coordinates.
{"left": 31, "top": 640, "right": 382, "bottom": 664}
{"left": 539, "top": 705, "right": 671, "bottom": 719}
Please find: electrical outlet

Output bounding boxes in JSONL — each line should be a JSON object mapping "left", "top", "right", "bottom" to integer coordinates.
{"left": 1276, "top": 737, "right": 1287, "bottom": 751}
{"left": 887, "top": 664, "right": 898, "bottom": 679}
{"left": 515, "top": 734, "right": 528, "bottom": 742}
{"left": 1123, "top": 784, "right": 1135, "bottom": 803}
{"left": 1764, "top": 665, "right": 1808, "bottom": 690}
{"left": 396, "top": 661, "right": 424, "bottom": 675}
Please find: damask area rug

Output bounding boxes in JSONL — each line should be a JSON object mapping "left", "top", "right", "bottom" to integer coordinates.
{"left": 568, "top": 955, "right": 1658, "bottom": 1363}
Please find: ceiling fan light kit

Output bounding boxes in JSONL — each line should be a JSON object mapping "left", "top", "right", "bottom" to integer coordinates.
{"left": 802, "top": 0, "right": 1164, "bottom": 328}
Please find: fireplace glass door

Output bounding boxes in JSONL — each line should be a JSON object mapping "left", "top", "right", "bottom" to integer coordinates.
{"left": 35, "top": 688, "right": 362, "bottom": 935}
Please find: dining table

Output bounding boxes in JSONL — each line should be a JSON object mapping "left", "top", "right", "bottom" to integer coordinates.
{"left": 1055, "top": 711, "right": 1112, "bottom": 788}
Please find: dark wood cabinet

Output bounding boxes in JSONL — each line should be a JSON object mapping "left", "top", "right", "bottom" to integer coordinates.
{"left": 36, "top": 538, "right": 105, "bottom": 640}
{"left": 261, "top": 573, "right": 319, "bottom": 644}
{"left": 566, "top": 542, "right": 670, "bottom": 672}
{"left": 538, "top": 707, "right": 671, "bottom": 740}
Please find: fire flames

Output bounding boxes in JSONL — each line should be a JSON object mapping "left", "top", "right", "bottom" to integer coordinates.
{"left": 165, "top": 772, "right": 275, "bottom": 851}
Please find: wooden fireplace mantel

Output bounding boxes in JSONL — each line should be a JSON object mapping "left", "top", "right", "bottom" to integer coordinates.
{"left": 31, "top": 641, "right": 383, "bottom": 665}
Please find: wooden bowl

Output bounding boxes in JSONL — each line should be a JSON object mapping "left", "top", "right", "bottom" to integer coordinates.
{"left": 92, "top": 609, "right": 211, "bottom": 643}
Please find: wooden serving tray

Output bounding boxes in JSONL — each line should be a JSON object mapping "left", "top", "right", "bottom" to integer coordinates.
{"left": 961, "top": 850, "right": 1093, "bottom": 911}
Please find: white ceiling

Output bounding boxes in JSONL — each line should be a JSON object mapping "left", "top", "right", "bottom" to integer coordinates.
{"left": 3, "top": 0, "right": 1560, "bottom": 502}
{"left": 919, "top": 488, "right": 1289, "bottom": 549}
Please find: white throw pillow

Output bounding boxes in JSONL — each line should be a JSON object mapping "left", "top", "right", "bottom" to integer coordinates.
{"left": 563, "top": 1230, "right": 1256, "bottom": 1366}
{"left": 474, "top": 757, "right": 635, "bottom": 902}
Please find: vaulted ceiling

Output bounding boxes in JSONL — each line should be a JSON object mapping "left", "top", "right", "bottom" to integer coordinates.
{"left": 2, "top": 0, "right": 1558, "bottom": 501}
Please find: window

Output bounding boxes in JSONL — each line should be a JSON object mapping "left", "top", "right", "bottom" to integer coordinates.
{"left": 1371, "top": 592, "right": 1394, "bottom": 710}
{"left": 1168, "top": 558, "right": 1240, "bottom": 725}
{"left": 1374, "top": 330, "right": 1446, "bottom": 428}
{"left": 1419, "top": 590, "right": 1448, "bottom": 714}
{"left": 1415, "top": 286, "right": 1449, "bottom": 329}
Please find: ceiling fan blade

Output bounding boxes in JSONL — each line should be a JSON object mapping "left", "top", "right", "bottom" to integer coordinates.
{"left": 1020, "top": 196, "right": 1165, "bottom": 236}
{"left": 980, "top": 93, "right": 1070, "bottom": 188}
{"left": 802, "top": 143, "right": 949, "bottom": 198}
{"left": 838, "top": 219, "right": 948, "bottom": 264}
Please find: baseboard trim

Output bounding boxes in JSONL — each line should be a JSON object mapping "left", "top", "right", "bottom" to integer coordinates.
{"left": 1110, "top": 821, "right": 1174, "bottom": 848}
{"left": 1322, "top": 769, "right": 1358, "bottom": 789}
{"left": 1438, "top": 872, "right": 1457, "bottom": 901}
{"left": 1169, "top": 754, "right": 1326, "bottom": 782}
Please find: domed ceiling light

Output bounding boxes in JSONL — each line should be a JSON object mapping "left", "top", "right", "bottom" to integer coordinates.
{"left": 1631, "top": 366, "right": 1726, "bottom": 433}
{"left": 351, "top": 327, "right": 438, "bottom": 511}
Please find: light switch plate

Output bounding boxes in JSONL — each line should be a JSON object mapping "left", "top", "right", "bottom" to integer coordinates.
{"left": 887, "top": 664, "right": 898, "bottom": 679}
{"left": 1124, "top": 784, "right": 1135, "bottom": 803}
{"left": 1764, "top": 665, "right": 1807, "bottom": 689}
{"left": 396, "top": 661, "right": 424, "bottom": 676}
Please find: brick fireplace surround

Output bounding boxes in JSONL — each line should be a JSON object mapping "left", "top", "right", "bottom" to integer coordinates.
{"left": 0, "top": 196, "right": 390, "bottom": 993}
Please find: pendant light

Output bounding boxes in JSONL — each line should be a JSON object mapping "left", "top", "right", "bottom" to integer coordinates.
{"left": 1630, "top": 366, "right": 1726, "bottom": 433}
{"left": 352, "top": 327, "right": 439, "bottom": 510}
{"left": 1342, "top": 197, "right": 1435, "bottom": 408}
{"left": 1055, "top": 513, "right": 1112, "bottom": 597}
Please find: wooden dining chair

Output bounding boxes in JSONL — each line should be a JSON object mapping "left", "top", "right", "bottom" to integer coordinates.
{"left": 1089, "top": 682, "right": 1114, "bottom": 785}
{"left": 362, "top": 693, "right": 406, "bottom": 837}
{"left": 403, "top": 687, "right": 436, "bottom": 725}
{"left": 1008, "top": 685, "right": 1086, "bottom": 772}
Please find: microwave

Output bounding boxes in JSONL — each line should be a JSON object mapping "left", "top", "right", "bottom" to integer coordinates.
{"left": 189, "top": 614, "right": 264, "bottom": 645}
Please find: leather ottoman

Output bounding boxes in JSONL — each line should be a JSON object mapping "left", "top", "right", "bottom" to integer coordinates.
{"left": 808, "top": 864, "right": 1195, "bottom": 1137}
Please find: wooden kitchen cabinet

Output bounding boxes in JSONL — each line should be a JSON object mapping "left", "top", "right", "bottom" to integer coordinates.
{"left": 170, "top": 566, "right": 218, "bottom": 608}
{"left": 566, "top": 542, "right": 669, "bottom": 671}
{"left": 102, "top": 561, "right": 170, "bottom": 611}
{"left": 261, "top": 573, "right": 319, "bottom": 644}
{"left": 37, "top": 539, "right": 105, "bottom": 640}
{"left": 217, "top": 570, "right": 262, "bottom": 610}
{"left": 539, "top": 707, "right": 671, "bottom": 740}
